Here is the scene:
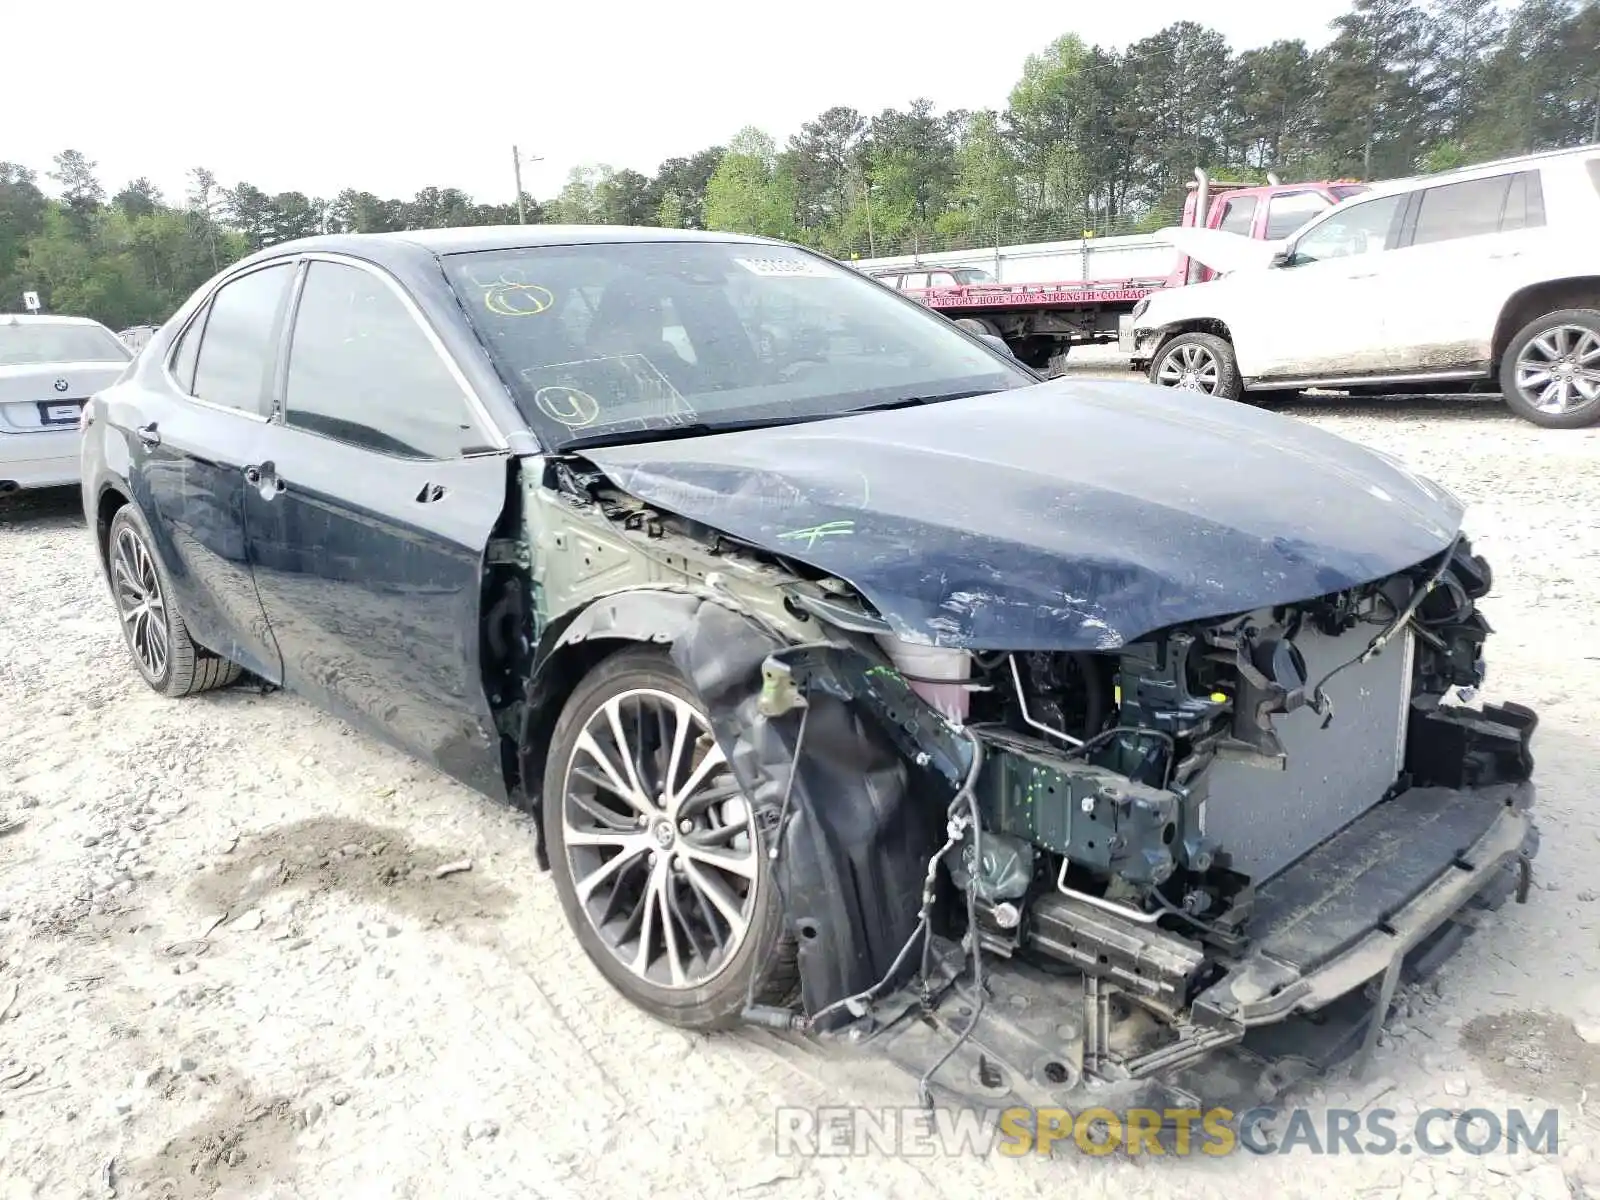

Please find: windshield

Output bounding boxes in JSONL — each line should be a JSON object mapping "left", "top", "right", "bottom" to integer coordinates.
{"left": 442, "top": 240, "right": 1032, "bottom": 450}
{"left": 0, "top": 322, "right": 131, "bottom": 367}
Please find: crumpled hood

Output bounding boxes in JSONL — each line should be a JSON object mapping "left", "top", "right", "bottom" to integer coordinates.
{"left": 584, "top": 379, "right": 1463, "bottom": 651}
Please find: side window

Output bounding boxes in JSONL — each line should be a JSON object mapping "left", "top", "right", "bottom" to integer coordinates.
{"left": 874, "top": 274, "right": 900, "bottom": 289}
{"left": 1289, "top": 193, "right": 1405, "bottom": 265}
{"left": 190, "top": 264, "right": 293, "bottom": 413}
{"left": 1265, "top": 191, "right": 1331, "bottom": 239}
{"left": 1411, "top": 174, "right": 1517, "bottom": 246}
{"left": 901, "top": 272, "right": 930, "bottom": 289}
{"left": 1218, "top": 197, "right": 1257, "bottom": 236}
{"left": 1499, "top": 170, "right": 1546, "bottom": 233}
{"left": 283, "top": 260, "right": 480, "bottom": 460}
{"left": 927, "top": 271, "right": 956, "bottom": 288}
{"left": 167, "top": 308, "right": 206, "bottom": 394}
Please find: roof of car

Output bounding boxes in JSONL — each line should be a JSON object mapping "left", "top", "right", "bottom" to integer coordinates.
{"left": 0, "top": 313, "right": 110, "bottom": 327}
{"left": 270, "top": 224, "right": 782, "bottom": 258}
{"left": 1353, "top": 141, "right": 1600, "bottom": 200}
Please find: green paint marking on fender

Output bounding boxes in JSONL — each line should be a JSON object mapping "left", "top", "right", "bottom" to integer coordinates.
{"left": 776, "top": 520, "right": 855, "bottom": 549}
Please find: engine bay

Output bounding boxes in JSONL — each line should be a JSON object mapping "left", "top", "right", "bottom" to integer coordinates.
{"left": 513, "top": 457, "right": 1539, "bottom": 1112}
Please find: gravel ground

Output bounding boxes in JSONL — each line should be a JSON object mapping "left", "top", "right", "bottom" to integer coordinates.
{"left": 2, "top": 386, "right": 1599, "bottom": 1200}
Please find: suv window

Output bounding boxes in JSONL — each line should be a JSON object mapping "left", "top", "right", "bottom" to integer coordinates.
{"left": 1498, "top": 169, "right": 1546, "bottom": 232}
{"left": 1411, "top": 172, "right": 1531, "bottom": 246}
{"left": 1218, "top": 197, "right": 1257, "bottom": 236}
{"left": 1265, "top": 191, "right": 1330, "bottom": 239}
{"left": 1289, "top": 193, "right": 1404, "bottom": 264}
{"left": 283, "top": 260, "right": 480, "bottom": 460}
{"left": 189, "top": 264, "right": 293, "bottom": 414}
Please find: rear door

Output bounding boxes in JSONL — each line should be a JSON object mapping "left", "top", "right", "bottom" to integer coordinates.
{"left": 241, "top": 254, "right": 512, "bottom": 799}
{"left": 129, "top": 261, "right": 291, "bottom": 681}
{"left": 1376, "top": 170, "right": 1549, "bottom": 371}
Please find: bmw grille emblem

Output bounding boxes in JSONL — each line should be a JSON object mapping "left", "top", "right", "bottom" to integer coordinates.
{"left": 53, "top": 379, "right": 69, "bottom": 392}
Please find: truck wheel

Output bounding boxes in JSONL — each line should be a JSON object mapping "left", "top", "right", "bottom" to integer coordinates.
{"left": 1499, "top": 309, "right": 1600, "bottom": 428}
{"left": 1149, "top": 332, "right": 1243, "bottom": 401}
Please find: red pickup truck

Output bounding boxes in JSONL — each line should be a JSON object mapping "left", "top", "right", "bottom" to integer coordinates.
{"left": 872, "top": 171, "right": 1369, "bottom": 373}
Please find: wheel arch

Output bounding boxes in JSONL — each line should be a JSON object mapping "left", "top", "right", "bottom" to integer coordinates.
{"left": 1151, "top": 318, "right": 1234, "bottom": 359}
{"left": 93, "top": 483, "right": 134, "bottom": 577}
{"left": 514, "top": 588, "right": 711, "bottom": 869}
{"left": 1491, "top": 277, "right": 1600, "bottom": 370}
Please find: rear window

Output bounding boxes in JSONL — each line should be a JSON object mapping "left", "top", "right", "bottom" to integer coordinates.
{"left": 1218, "top": 197, "right": 1257, "bottom": 236}
{"left": 0, "top": 323, "right": 131, "bottom": 366}
{"left": 1265, "top": 191, "right": 1331, "bottom": 239}
{"left": 1412, "top": 174, "right": 1514, "bottom": 245}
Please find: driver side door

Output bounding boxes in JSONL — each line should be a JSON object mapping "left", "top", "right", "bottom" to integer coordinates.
{"left": 1228, "top": 191, "right": 1408, "bottom": 383}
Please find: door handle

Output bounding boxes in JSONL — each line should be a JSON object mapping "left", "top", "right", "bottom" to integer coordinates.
{"left": 244, "top": 465, "right": 261, "bottom": 485}
{"left": 415, "top": 482, "right": 449, "bottom": 504}
{"left": 1489, "top": 251, "right": 1523, "bottom": 260}
{"left": 136, "top": 422, "right": 160, "bottom": 448}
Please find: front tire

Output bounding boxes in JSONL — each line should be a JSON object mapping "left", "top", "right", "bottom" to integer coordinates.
{"left": 542, "top": 646, "right": 796, "bottom": 1029}
{"left": 1499, "top": 308, "right": 1600, "bottom": 428}
{"left": 1149, "top": 332, "right": 1244, "bottom": 401}
{"left": 106, "top": 505, "right": 243, "bottom": 698}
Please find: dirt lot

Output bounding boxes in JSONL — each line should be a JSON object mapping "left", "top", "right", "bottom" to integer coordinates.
{"left": 3, "top": 387, "right": 1599, "bottom": 1199}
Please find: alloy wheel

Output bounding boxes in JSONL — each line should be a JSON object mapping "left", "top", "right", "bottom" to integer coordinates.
{"left": 1513, "top": 324, "right": 1600, "bottom": 415}
{"left": 560, "top": 688, "right": 760, "bottom": 990}
{"left": 1156, "top": 342, "right": 1222, "bottom": 393}
{"left": 112, "top": 526, "right": 169, "bottom": 681}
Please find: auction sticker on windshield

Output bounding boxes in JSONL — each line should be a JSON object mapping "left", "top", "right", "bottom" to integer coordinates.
{"left": 734, "top": 257, "right": 834, "bottom": 277}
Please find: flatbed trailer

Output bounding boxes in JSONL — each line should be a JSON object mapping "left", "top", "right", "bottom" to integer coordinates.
{"left": 866, "top": 170, "right": 1369, "bottom": 373}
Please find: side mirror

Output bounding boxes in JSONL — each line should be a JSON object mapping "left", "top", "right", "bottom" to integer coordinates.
{"left": 978, "top": 332, "right": 1018, "bottom": 360}
{"left": 1271, "top": 248, "right": 1293, "bottom": 268}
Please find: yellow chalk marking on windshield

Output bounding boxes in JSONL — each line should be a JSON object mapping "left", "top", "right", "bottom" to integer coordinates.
{"left": 534, "top": 386, "right": 600, "bottom": 427}
{"left": 483, "top": 279, "right": 554, "bottom": 317}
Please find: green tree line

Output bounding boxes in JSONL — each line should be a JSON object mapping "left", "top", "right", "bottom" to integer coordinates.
{"left": 4, "top": 0, "right": 1596, "bottom": 331}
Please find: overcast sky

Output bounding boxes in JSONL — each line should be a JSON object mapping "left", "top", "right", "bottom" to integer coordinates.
{"left": 13, "top": 0, "right": 1354, "bottom": 207}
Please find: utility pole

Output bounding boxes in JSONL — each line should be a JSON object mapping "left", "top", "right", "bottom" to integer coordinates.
{"left": 512, "top": 145, "right": 542, "bottom": 223}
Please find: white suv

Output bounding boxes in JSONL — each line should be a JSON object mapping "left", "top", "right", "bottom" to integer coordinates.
{"left": 1128, "top": 144, "right": 1600, "bottom": 428}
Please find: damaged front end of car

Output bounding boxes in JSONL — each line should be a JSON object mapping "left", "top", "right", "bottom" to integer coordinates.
{"left": 513, "top": 444, "right": 1538, "bottom": 1118}
{"left": 677, "top": 546, "right": 1536, "bottom": 1111}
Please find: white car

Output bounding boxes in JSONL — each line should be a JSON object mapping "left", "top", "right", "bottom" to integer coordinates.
{"left": 1, "top": 314, "right": 133, "bottom": 493}
{"left": 1128, "top": 143, "right": 1600, "bottom": 428}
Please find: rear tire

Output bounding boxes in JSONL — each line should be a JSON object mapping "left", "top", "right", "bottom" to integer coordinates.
{"left": 1148, "top": 332, "right": 1244, "bottom": 402}
{"left": 543, "top": 646, "right": 797, "bottom": 1030}
{"left": 1499, "top": 308, "right": 1600, "bottom": 428}
{"left": 106, "top": 505, "right": 243, "bottom": 698}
